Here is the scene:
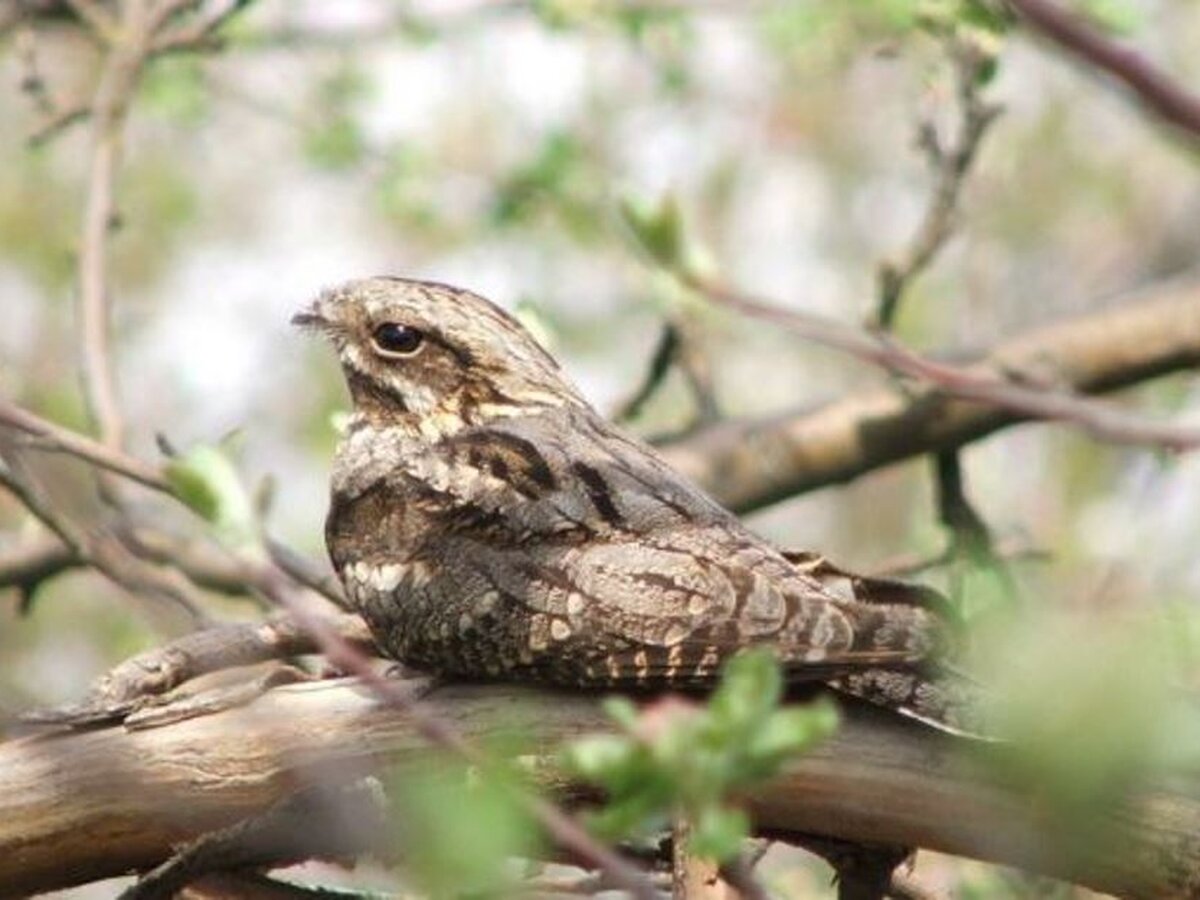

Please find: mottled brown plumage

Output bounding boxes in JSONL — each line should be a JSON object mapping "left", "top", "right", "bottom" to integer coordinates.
{"left": 297, "top": 277, "right": 971, "bottom": 729}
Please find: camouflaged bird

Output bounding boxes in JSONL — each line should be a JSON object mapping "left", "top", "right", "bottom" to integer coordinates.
{"left": 296, "top": 277, "right": 969, "bottom": 730}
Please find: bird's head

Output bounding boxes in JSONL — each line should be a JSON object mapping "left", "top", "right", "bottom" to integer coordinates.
{"left": 294, "top": 277, "right": 583, "bottom": 432}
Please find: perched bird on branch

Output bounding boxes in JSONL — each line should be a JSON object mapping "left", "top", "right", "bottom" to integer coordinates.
{"left": 296, "top": 277, "right": 972, "bottom": 731}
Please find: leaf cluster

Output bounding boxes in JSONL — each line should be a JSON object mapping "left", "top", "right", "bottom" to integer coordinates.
{"left": 562, "top": 650, "right": 838, "bottom": 862}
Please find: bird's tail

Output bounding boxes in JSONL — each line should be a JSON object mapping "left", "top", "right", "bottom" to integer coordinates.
{"left": 783, "top": 550, "right": 989, "bottom": 737}
{"left": 827, "top": 667, "right": 989, "bottom": 738}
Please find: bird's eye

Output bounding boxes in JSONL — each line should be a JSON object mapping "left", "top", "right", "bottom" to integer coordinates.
{"left": 371, "top": 322, "right": 425, "bottom": 357}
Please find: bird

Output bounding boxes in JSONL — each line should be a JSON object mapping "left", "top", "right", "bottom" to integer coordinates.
{"left": 295, "top": 276, "right": 971, "bottom": 731}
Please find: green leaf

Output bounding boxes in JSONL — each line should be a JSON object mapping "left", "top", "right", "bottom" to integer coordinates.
{"left": 708, "top": 649, "right": 782, "bottom": 734}
{"left": 601, "top": 695, "right": 642, "bottom": 730}
{"left": 164, "top": 444, "right": 259, "bottom": 549}
{"left": 746, "top": 700, "right": 840, "bottom": 766}
{"left": 302, "top": 64, "right": 372, "bottom": 171}
{"left": 563, "top": 651, "right": 837, "bottom": 864}
{"left": 619, "top": 193, "right": 688, "bottom": 271}
{"left": 562, "top": 733, "right": 636, "bottom": 780}
{"left": 531, "top": 0, "right": 599, "bottom": 29}
{"left": 619, "top": 192, "right": 716, "bottom": 279}
{"left": 690, "top": 805, "right": 750, "bottom": 862}
{"left": 390, "top": 760, "right": 542, "bottom": 897}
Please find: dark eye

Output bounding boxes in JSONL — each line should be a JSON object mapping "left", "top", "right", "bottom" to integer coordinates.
{"left": 371, "top": 322, "right": 424, "bottom": 356}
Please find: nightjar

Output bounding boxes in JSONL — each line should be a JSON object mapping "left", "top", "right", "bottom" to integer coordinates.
{"left": 296, "top": 277, "right": 969, "bottom": 730}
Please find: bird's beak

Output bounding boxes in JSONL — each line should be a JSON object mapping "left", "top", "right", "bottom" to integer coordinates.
{"left": 291, "top": 305, "right": 327, "bottom": 330}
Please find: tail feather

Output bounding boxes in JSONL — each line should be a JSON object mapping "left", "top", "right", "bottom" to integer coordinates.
{"left": 828, "top": 668, "right": 990, "bottom": 738}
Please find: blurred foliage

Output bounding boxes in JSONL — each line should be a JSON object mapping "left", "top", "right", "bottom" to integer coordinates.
{"left": 387, "top": 752, "right": 543, "bottom": 897}
{"left": 1071, "top": 0, "right": 1142, "bottom": 34}
{"left": 0, "top": 153, "right": 77, "bottom": 291}
{"left": 2, "top": 0, "right": 1200, "bottom": 895}
{"left": 140, "top": 57, "right": 211, "bottom": 126}
{"left": 564, "top": 651, "right": 838, "bottom": 862}
{"left": 972, "top": 610, "right": 1200, "bottom": 864}
{"left": 302, "top": 62, "right": 372, "bottom": 171}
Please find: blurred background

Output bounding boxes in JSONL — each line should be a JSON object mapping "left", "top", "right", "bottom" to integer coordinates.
{"left": 2, "top": 1, "right": 1200, "bottom": 896}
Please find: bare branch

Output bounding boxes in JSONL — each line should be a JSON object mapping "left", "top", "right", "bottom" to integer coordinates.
{"left": 0, "top": 396, "right": 170, "bottom": 492}
{"left": 0, "top": 535, "right": 80, "bottom": 611}
{"left": 934, "top": 451, "right": 1020, "bottom": 602}
{"left": 0, "top": 451, "right": 87, "bottom": 556}
{"left": 1007, "top": 0, "right": 1200, "bottom": 142}
{"left": 662, "top": 275, "right": 1200, "bottom": 512}
{"left": 876, "top": 38, "right": 1002, "bottom": 328}
{"left": 75, "top": 14, "right": 145, "bottom": 458}
{"left": 614, "top": 323, "right": 682, "bottom": 423}
{"left": 672, "top": 817, "right": 728, "bottom": 900}
{"left": 264, "top": 538, "right": 348, "bottom": 610}
{"left": 150, "top": 0, "right": 252, "bottom": 55}
{"left": 62, "top": 0, "right": 118, "bottom": 40}
{"left": 615, "top": 318, "right": 720, "bottom": 430}
{"left": 27, "top": 103, "right": 90, "bottom": 145}
{"left": 0, "top": 446, "right": 209, "bottom": 626}
{"left": 23, "top": 612, "right": 372, "bottom": 726}
{"left": 692, "top": 273, "right": 1200, "bottom": 452}
{"left": 181, "top": 872, "right": 374, "bottom": 900}
{"left": 60, "top": 0, "right": 251, "bottom": 481}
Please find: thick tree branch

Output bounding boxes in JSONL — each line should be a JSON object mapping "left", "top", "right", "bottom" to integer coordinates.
{"left": 1, "top": 680, "right": 1196, "bottom": 898}
{"left": 660, "top": 275, "right": 1200, "bottom": 512}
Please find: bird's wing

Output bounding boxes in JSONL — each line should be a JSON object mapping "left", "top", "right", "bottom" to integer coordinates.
{"left": 421, "top": 410, "right": 949, "bottom": 684}
{"left": 520, "top": 523, "right": 948, "bottom": 686}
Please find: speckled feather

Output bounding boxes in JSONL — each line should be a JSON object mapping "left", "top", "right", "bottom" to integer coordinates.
{"left": 300, "top": 277, "right": 974, "bottom": 731}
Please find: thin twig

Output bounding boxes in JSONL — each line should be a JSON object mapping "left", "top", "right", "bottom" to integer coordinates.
{"left": 672, "top": 816, "right": 725, "bottom": 900}
{"left": 719, "top": 855, "right": 773, "bottom": 900}
{"left": 932, "top": 451, "right": 1019, "bottom": 603}
{"left": 0, "top": 451, "right": 86, "bottom": 557}
{"left": 0, "top": 446, "right": 209, "bottom": 627}
{"left": 150, "top": 0, "right": 251, "bottom": 54}
{"left": 265, "top": 537, "right": 348, "bottom": 609}
{"left": 65, "top": 0, "right": 247, "bottom": 480}
{"left": 876, "top": 37, "right": 1002, "bottom": 328}
{"left": 0, "top": 396, "right": 170, "bottom": 491}
{"left": 74, "top": 4, "right": 150, "bottom": 460}
{"left": 614, "top": 323, "right": 681, "bottom": 423}
{"left": 687, "top": 274, "right": 1200, "bottom": 452}
{"left": 870, "top": 33, "right": 1008, "bottom": 592}
{"left": 0, "top": 536, "right": 79, "bottom": 612}
{"left": 27, "top": 104, "right": 90, "bottom": 146}
{"left": 1007, "top": 0, "right": 1200, "bottom": 142}
{"left": 615, "top": 318, "right": 721, "bottom": 429}
{"left": 62, "top": 0, "right": 118, "bottom": 41}
{"left": 867, "top": 536, "right": 1049, "bottom": 579}
{"left": 182, "top": 871, "right": 373, "bottom": 900}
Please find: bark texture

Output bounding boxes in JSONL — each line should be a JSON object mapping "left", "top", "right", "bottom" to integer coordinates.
{"left": 2, "top": 679, "right": 1198, "bottom": 898}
